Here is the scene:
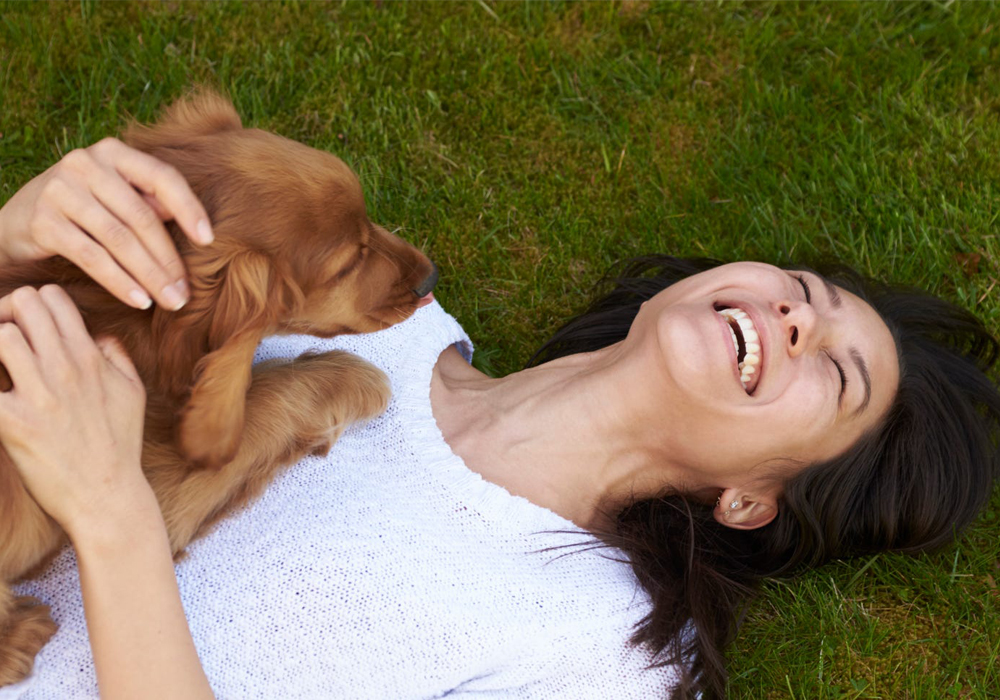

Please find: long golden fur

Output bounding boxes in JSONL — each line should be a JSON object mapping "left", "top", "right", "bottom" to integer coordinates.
{"left": 0, "top": 88, "right": 436, "bottom": 683}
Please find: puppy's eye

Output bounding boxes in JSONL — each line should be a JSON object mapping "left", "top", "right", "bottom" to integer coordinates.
{"left": 333, "top": 246, "right": 367, "bottom": 281}
{"left": 353, "top": 245, "right": 367, "bottom": 268}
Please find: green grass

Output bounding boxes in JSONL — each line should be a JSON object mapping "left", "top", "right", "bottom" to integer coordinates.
{"left": 2, "top": 1, "right": 1000, "bottom": 696}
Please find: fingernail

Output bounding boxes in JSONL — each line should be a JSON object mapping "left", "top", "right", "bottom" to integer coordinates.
{"left": 197, "top": 219, "right": 214, "bottom": 245}
{"left": 130, "top": 290, "right": 153, "bottom": 310}
{"left": 161, "top": 281, "right": 187, "bottom": 311}
{"left": 174, "top": 278, "right": 189, "bottom": 302}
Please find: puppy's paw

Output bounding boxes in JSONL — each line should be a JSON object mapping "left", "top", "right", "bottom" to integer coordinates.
{"left": 0, "top": 597, "right": 57, "bottom": 686}
{"left": 245, "top": 350, "right": 389, "bottom": 463}
{"left": 178, "top": 400, "right": 243, "bottom": 470}
{"left": 290, "top": 351, "right": 391, "bottom": 428}
{"left": 308, "top": 437, "right": 335, "bottom": 458}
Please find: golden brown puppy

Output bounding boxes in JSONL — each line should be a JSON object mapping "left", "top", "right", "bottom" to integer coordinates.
{"left": 0, "top": 88, "right": 437, "bottom": 684}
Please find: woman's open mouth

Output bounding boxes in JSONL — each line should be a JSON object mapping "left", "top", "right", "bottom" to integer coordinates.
{"left": 715, "top": 305, "right": 761, "bottom": 394}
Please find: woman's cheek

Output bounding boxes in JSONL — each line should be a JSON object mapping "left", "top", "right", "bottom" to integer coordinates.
{"left": 777, "top": 377, "right": 838, "bottom": 457}
{"left": 656, "top": 310, "right": 736, "bottom": 403}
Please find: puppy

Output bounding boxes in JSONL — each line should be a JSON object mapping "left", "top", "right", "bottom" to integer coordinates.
{"left": 0, "top": 88, "right": 437, "bottom": 684}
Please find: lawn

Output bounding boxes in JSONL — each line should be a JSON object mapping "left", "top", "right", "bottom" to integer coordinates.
{"left": 2, "top": 1, "right": 1000, "bottom": 697}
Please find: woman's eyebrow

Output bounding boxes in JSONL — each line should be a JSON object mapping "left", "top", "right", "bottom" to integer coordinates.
{"left": 821, "top": 275, "right": 842, "bottom": 309}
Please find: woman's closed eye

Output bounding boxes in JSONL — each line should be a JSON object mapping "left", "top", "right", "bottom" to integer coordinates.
{"left": 796, "top": 274, "right": 812, "bottom": 303}
{"left": 796, "top": 273, "right": 848, "bottom": 402}
{"left": 830, "top": 353, "right": 848, "bottom": 402}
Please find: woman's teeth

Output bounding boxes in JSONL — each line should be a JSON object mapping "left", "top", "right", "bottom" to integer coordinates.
{"left": 717, "top": 307, "right": 761, "bottom": 391}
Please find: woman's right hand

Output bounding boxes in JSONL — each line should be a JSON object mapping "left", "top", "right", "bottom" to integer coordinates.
{"left": 0, "top": 290, "right": 213, "bottom": 699}
{"left": 0, "top": 137, "right": 214, "bottom": 311}
{"left": 0, "top": 285, "right": 150, "bottom": 538}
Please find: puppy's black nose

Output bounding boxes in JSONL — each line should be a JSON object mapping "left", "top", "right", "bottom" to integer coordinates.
{"left": 413, "top": 263, "right": 438, "bottom": 298}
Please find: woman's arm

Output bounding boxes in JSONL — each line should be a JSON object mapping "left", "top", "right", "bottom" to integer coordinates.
{"left": 73, "top": 492, "right": 213, "bottom": 700}
{"left": 0, "top": 137, "right": 212, "bottom": 310}
{"left": 0, "top": 285, "right": 213, "bottom": 699}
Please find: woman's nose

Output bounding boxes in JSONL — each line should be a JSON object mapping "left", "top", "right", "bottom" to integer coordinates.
{"left": 775, "top": 299, "right": 823, "bottom": 357}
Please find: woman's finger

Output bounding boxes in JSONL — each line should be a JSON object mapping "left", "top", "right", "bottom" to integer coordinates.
{"left": 0, "top": 321, "right": 42, "bottom": 392}
{"left": 90, "top": 138, "right": 214, "bottom": 246}
{"left": 38, "top": 220, "right": 152, "bottom": 310}
{"left": 95, "top": 335, "right": 141, "bottom": 384}
{"left": 36, "top": 285, "right": 96, "bottom": 349}
{"left": 141, "top": 192, "right": 172, "bottom": 220}
{"left": 0, "top": 288, "right": 63, "bottom": 357}
{"left": 58, "top": 179, "right": 188, "bottom": 310}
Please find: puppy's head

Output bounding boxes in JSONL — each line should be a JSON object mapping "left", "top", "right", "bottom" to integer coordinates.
{"left": 123, "top": 88, "right": 436, "bottom": 468}
{"left": 125, "top": 87, "right": 436, "bottom": 345}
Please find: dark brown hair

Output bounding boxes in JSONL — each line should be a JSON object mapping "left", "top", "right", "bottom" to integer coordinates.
{"left": 528, "top": 255, "right": 1000, "bottom": 699}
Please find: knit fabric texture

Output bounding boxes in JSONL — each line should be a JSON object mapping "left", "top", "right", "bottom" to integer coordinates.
{"left": 9, "top": 302, "right": 681, "bottom": 698}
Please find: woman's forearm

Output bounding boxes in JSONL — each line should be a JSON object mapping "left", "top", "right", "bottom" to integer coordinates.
{"left": 70, "top": 487, "right": 213, "bottom": 700}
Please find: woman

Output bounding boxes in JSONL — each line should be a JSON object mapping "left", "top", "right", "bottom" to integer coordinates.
{"left": 0, "top": 140, "right": 997, "bottom": 699}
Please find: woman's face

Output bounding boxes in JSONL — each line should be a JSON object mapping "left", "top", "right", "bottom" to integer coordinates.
{"left": 625, "top": 262, "right": 899, "bottom": 487}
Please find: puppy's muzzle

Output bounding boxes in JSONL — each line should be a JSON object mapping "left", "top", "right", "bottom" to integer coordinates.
{"left": 413, "top": 263, "right": 438, "bottom": 298}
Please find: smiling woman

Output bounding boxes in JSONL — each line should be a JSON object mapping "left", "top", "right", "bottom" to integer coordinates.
{"left": 527, "top": 255, "right": 1000, "bottom": 698}
{"left": 0, "top": 183, "right": 998, "bottom": 698}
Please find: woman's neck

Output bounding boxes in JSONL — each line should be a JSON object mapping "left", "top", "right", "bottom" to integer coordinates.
{"left": 429, "top": 344, "right": 686, "bottom": 530}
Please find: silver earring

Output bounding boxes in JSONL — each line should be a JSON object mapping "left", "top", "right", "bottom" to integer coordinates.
{"left": 730, "top": 500, "right": 740, "bottom": 510}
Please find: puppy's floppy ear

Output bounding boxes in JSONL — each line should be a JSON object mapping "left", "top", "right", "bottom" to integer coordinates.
{"left": 123, "top": 85, "right": 241, "bottom": 151}
{"left": 178, "top": 250, "right": 298, "bottom": 469}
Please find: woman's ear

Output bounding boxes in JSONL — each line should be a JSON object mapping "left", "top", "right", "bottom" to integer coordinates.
{"left": 713, "top": 487, "right": 778, "bottom": 530}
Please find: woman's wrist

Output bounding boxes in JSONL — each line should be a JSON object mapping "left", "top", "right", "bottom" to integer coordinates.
{"left": 65, "top": 477, "right": 165, "bottom": 554}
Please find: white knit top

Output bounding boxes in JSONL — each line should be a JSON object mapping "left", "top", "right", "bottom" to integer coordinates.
{"left": 9, "top": 302, "right": 681, "bottom": 699}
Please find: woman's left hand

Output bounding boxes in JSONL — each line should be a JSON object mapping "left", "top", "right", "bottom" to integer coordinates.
{"left": 0, "top": 138, "right": 213, "bottom": 311}
{"left": 0, "top": 284, "right": 150, "bottom": 538}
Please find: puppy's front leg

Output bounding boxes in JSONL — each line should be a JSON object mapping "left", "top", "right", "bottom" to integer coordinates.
{"left": 149, "top": 350, "right": 389, "bottom": 554}
{"left": 178, "top": 329, "right": 262, "bottom": 470}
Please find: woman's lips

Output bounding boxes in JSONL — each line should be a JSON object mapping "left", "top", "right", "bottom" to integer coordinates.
{"left": 717, "top": 311, "right": 746, "bottom": 391}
